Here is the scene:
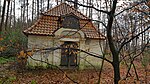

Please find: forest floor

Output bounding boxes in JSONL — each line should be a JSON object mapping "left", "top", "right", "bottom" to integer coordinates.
{"left": 0, "top": 58, "right": 150, "bottom": 84}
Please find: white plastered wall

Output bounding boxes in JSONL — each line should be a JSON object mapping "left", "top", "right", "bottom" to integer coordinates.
{"left": 27, "top": 35, "right": 61, "bottom": 67}
{"left": 80, "top": 39, "right": 103, "bottom": 69}
{"left": 27, "top": 30, "right": 104, "bottom": 69}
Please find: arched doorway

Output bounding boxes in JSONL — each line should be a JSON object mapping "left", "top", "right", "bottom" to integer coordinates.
{"left": 60, "top": 41, "right": 78, "bottom": 67}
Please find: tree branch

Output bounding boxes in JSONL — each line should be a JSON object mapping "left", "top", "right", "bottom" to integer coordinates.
{"left": 27, "top": 47, "right": 112, "bottom": 64}
{"left": 115, "top": 0, "right": 145, "bottom": 16}
{"left": 118, "top": 26, "right": 150, "bottom": 53}
{"left": 65, "top": 0, "right": 109, "bottom": 14}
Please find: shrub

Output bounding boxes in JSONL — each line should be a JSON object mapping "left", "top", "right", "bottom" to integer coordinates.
{"left": 141, "top": 51, "right": 150, "bottom": 67}
{"left": 0, "top": 29, "right": 27, "bottom": 57}
{"left": 0, "top": 57, "right": 15, "bottom": 64}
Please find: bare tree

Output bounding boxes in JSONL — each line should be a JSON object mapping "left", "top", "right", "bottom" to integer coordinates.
{"left": 0, "top": 0, "right": 149, "bottom": 84}
{"left": 65, "top": 0, "right": 150, "bottom": 83}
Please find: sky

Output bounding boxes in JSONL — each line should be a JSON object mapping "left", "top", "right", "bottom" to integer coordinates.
{"left": 0, "top": 0, "right": 133, "bottom": 19}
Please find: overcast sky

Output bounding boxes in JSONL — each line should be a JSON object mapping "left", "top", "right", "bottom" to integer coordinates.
{"left": 0, "top": 0, "right": 133, "bottom": 19}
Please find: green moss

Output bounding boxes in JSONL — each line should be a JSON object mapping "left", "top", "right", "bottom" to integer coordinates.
{"left": 26, "top": 64, "right": 36, "bottom": 69}
{"left": 8, "top": 76, "right": 17, "bottom": 82}
{"left": 79, "top": 63, "right": 85, "bottom": 70}
{"left": 0, "top": 76, "right": 16, "bottom": 84}
{"left": 0, "top": 57, "right": 15, "bottom": 64}
{"left": 142, "top": 51, "right": 150, "bottom": 67}
{"left": 31, "top": 80, "right": 37, "bottom": 84}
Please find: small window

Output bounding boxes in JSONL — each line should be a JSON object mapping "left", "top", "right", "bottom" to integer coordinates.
{"left": 61, "top": 14, "right": 80, "bottom": 29}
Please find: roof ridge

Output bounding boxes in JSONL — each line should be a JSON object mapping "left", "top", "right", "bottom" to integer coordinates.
{"left": 68, "top": 4, "right": 89, "bottom": 19}
{"left": 43, "top": 3, "right": 68, "bottom": 15}
{"left": 43, "top": 3, "right": 88, "bottom": 19}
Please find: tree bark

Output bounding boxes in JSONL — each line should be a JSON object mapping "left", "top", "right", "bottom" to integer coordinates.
{"left": 37, "top": 0, "right": 39, "bottom": 19}
{"left": 27, "top": 0, "right": 29, "bottom": 27}
{"left": 0, "top": 0, "right": 1, "bottom": 15}
{"left": 106, "top": 0, "right": 120, "bottom": 84}
{"left": 0, "top": 0, "right": 7, "bottom": 33}
{"left": 85, "top": 0, "right": 88, "bottom": 16}
{"left": 112, "top": 55, "right": 120, "bottom": 84}
{"left": 32, "top": 0, "right": 34, "bottom": 21}
{"left": 40, "top": 0, "right": 43, "bottom": 13}
{"left": 9, "top": 2, "right": 12, "bottom": 29}
{"left": 47, "top": 0, "right": 50, "bottom": 10}
{"left": 13, "top": 0, "right": 16, "bottom": 29}
{"left": 5, "top": 0, "right": 11, "bottom": 30}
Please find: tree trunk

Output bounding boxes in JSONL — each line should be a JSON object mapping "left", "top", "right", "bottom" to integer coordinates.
{"left": 37, "top": 0, "right": 39, "bottom": 19}
{"left": 112, "top": 54, "right": 120, "bottom": 84}
{"left": 106, "top": 0, "right": 120, "bottom": 84}
{"left": 32, "top": 0, "right": 34, "bottom": 21}
{"left": 22, "top": 0, "right": 26, "bottom": 29}
{"left": 5, "top": 0, "right": 11, "bottom": 30}
{"left": 89, "top": 0, "right": 92, "bottom": 19}
{"left": 56, "top": 0, "right": 58, "bottom": 5}
{"left": 9, "top": 2, "right": 12, "bottom": 29}
{"left": 21, "top": 5, "right": 23, "bottom": 27}
{"left": 47, "top": 0, "right": 50, "bottom": 10}
{"left": 27, "top": 0, "right": 29, "bottom": 27}
{"left": 0, "top": 0, "right": 7, "bottom": 32}
{"left": 40, "top": 0, "right": 43, "bottom": 13}
{"left": 0, "top": 0, "right": 1, "bottom": 15}
{"left": 85, "top": 0, "right": 88, "bottom": 16}
{"left": 13, "top": 0, "right": 16, "bottom": 29}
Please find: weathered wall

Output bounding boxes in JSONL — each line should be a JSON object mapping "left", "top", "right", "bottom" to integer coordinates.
{"left": 27, "top": 34, "right": 103, "bottom": 69}
{"left": 27, "top": 35, "right": 61, "bottom": 67}
{"left": 79, "top": 39, "right": 103, "bottom": 69}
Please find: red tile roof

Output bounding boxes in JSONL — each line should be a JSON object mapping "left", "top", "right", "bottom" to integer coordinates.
{"left": 24, "top": 16, "right": 58, "bottom": 35}
{"left": 44, "top": 3, "right": 88, "bottom": 19}
{"left": 23, "top": 3, "right": 105, "bottom": 39}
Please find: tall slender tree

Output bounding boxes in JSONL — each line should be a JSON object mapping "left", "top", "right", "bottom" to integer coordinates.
{"left": 0, "top": 0, "right": 1, "bottom": 15}
{"left": 37, "top": 0, "right": 39, "bottom": 19}
{"left": 22, "top": 0, "right": 26, "bottom": 27}
{"left": 13, "top": 0, "right": 16, "bottom": 29}
{"left": 0, "top": 0, "right": 7, "bottom": 32}
{"left": 5, "top": 0, "right": 11, "bottom": 30}
{"left": 47, "top": 0, "right": 50, "bottom": 10}
{"left": 32, "top": 0, "right": 35, "bottom": 21}
{"left": 27, "top": 0, "right": 29, "bottom": 27}
{"left": 9, "top": 1, "right": 13, "bottom": 29}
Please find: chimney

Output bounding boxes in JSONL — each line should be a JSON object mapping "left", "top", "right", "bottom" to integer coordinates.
{"left": 61, "top": 0, "right": 65, "bottom": 3}
{"left": 74, "top": 0, "right": 78, "bottom": 9}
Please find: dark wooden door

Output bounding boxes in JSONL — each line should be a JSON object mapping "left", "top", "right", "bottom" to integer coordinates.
{"left": 60, "top": 41, "right": 78, "bottom": 67}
